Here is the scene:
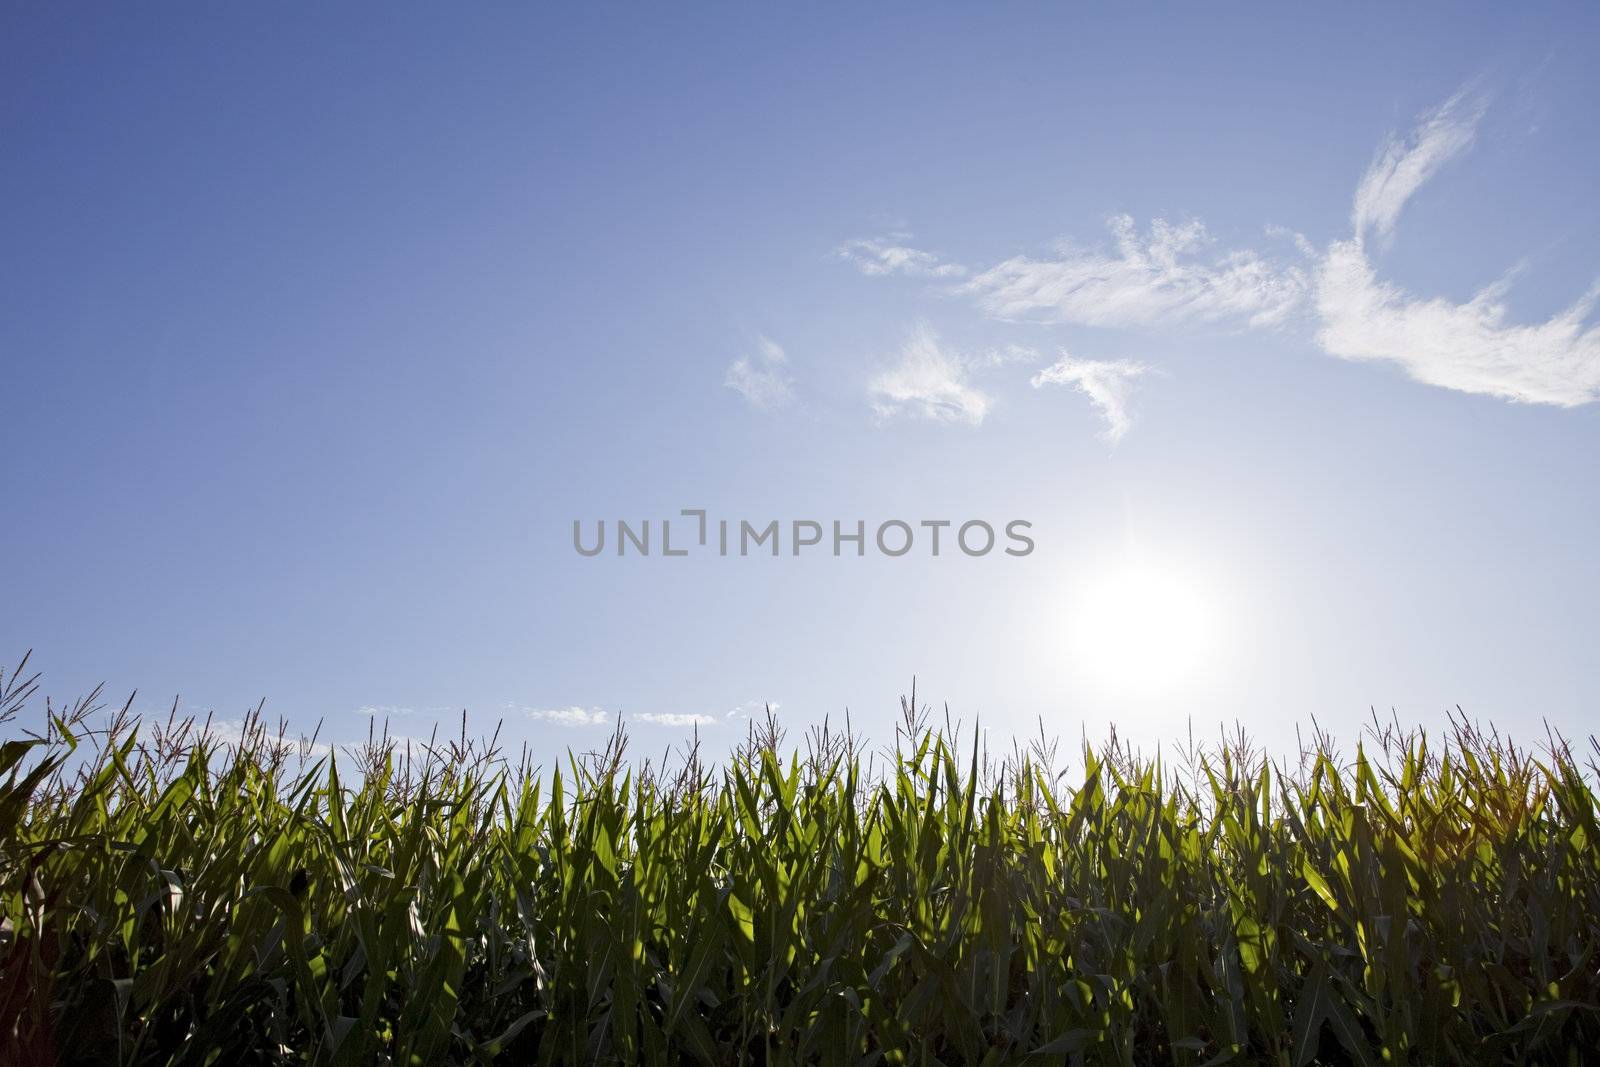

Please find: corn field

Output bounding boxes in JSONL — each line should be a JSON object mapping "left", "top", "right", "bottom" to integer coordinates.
{"left": 2, "top": 660, "right": 1597, "bottom": 1066}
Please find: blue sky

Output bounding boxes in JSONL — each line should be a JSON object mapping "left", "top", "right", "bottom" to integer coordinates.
{"left": 3, "top": 5, "right": 1597, "bottom": 758}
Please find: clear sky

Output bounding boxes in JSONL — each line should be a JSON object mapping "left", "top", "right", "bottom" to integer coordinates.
{"left": 3, "top": 5, "right": 1597, "bottom": 759}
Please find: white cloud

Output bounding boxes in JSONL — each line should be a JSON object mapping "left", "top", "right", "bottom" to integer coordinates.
{"left": 725, "top": 700, "right": 778, "bottom": 720}
{"left": 961, "top": 215, "right": 1308, "bottom": 331}
{"left": 1314, "top": 91, "right": 1600, "bottom": 406}
{"left": 633, "top": 712, "right": 717, "bottom": 727}
{"left": 979, "top": 343, "right": 1041, "bottom": 367}
{"left": 725, "top": 336, "right": 795, "bottom": 410}
{"left": 354, "top": 704, "right": 417, "bottom": 718}
{"left": 1265, "top": 224, "right": 1318, "bottom": 259}
{"left": 867, "top": 323, "right": 993, "bottom": 426}
{"left": 525, "top": 705, "right": 609, "bottom": 727}
{"left": 197, "top": 718, "right": 332, "bottom": 760}
{"left": 195, "top": 718, "right": 249, "bottom": 747}
{"left": 1315, "top": 244, "right": 1600, "bottom": 405}
{"left": 840, "top": 86, "right": 1599, "bottom": 412}
{"left": 1031, "top": 355, "right": 1152, "bottom": 443}
{"left": 1351, "top": 89, "right": 1486, "bottom": 247}
{"left": 836, "top": 234, "right": 965, "bottom": 278}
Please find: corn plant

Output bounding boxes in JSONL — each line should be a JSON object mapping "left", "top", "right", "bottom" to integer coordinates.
{"left": 2, "top": 658, "right": 1597, "bottom": 1065}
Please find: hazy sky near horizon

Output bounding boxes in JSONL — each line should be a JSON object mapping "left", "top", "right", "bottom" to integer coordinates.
{"left": 3, "top": 5, "right": 1598, "bottom": 758}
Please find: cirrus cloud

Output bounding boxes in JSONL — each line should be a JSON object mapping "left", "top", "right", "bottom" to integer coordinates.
{"left": 961, "top": 215, "right": 1309, "bottom": 331}
{"left": 1315, "top": 89, "right": 1600, "bottom": 406}
{"left": 839, "top": 85, "right": 1600, "bottom": 413}
{"left": 725, "top": 336, "right": 796, "bottom": 411}
{"left": 836, "top": 234, "right": 966, "bottom": 278}
{"left": 633, "top": 712, "right": 718, "bottom": 727}
{"left": 1351, "top": 89, "right": 1487, "bottom": 248}
{"left": 524, "top": 705, "right": 609, "bottom": 727}
{"left": 867, "top": 323, "right": 993, "bottom": 426}
{"left": 1031, "top": 355, "right": 1153, "bottom": 443}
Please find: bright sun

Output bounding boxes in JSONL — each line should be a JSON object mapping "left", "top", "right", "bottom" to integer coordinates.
{"left": 1066, "top": 560, "right": 1225, "bottom": 700}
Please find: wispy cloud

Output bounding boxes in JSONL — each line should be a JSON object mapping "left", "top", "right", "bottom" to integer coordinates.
{"left": 1031, "top": 355, "right": 1152, "bottom": 443}
{"left": 1315, "top": 248, "right": 1600, "bottom": 406}
{"left": 1315, "top": 91, "right": 1600, "bottom": 406}
{"left": 867, "top": 323, "right": 993, "bottom": 426}
{"left": 979, "top": 343, "right": 1042, "bottom": 368}
{"left": 840, "top": 85, "right": 1599, "bottom": 413}
{"left": 354, "top": 704, "right": 418, "bottom": 718}
{"left": 1351, "top": 89, "right": 1487, "bottom": 248}
{"left": 198, "top": 718, "right": 332, "bottom": 759}
{"left": 836, "top": 234, "right": 965, "bottom": 278}
{"left": 633, "top": 712, "right": 717, "bottom": 727}
{"left": 524, "top": 705, "right": 609, "bottom": 727}
{"left": 725, "top": 700, "right": 778, "bottom": 721}
{"left": 961, "top": 215, "right": 1309, "bottom": 331}
{"left": 725, "top": 336, "right": 796, "bottom": 410}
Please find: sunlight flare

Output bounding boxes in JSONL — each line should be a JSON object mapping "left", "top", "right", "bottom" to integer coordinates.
{"left": 1067, "top": 559, "right": 1226, "bottom": 700}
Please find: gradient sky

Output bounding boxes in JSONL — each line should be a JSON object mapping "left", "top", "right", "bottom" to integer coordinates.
{"left": 4, "top": 5, "right": 1597, "bottom": 759}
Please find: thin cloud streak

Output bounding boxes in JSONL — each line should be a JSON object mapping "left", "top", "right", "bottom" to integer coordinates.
{"left": 1351, "top": 89, "right": 1487, "bottom": 248}
{"left": 634, "top": 712, "right": 718, "bottom": 727}
{"left": 725, "top": 700, "right": 778, "bottom": 720}
{"left": 1031, "top": 355, "right": 1152, "bottom": 443}
{"left": 980, "top": 343, "right": 1042, "bottom": 368}
{"left": 960, "top": 215, "right": 1309, "bottom": 331}
{"left": 725, "top": 336, "right": 796, "bottom": 410}
{"left": 836, "top": 234, "right": 966, "bottom": 278}
{"left": 354, "top": 704, "right": 429, "bottom": 718}
{"left": 524, "top": 706, "right": 609, "bottom": 727}
{"left": 867, "top": 323, "right": 993, "bottom": 426}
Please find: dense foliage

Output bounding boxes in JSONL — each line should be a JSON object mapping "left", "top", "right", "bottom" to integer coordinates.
{"left": 2, "top": 661, "right": 1597, "bottom": 1065}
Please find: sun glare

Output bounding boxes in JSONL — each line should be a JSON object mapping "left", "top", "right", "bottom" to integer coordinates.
{"left": 1067, "top": 560, "right": 1225, "bottom": 700}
